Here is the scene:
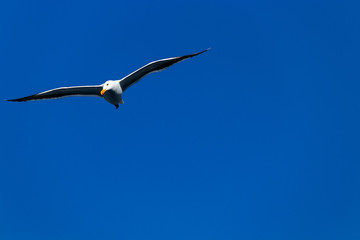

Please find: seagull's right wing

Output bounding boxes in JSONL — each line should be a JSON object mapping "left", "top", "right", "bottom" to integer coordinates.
{"left": 6, "top": 85, "right": 103, "bottom": 102}
{"left": 119, "top": 49, "right": 209, "bottom": 92}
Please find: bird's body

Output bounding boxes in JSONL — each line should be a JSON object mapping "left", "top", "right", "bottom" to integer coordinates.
{"left": 102, "top": 80, "right": 123, "bottom": 108}
{"left": 7, "top": 49, "right": 209, "bottom": 109}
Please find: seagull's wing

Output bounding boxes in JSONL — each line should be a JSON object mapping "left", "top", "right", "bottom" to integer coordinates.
{"left": 119, "top": 49, "right": 209, "bottom": 92}
{"left": 6, "top": 85, "right": 103, "bottom": 102}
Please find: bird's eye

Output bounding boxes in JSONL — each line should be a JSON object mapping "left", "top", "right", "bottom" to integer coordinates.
{"left": 106, "top": 84, "right": 109, "bottom": 86}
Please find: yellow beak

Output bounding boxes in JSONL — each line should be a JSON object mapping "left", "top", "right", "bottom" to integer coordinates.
{"left": 101, "top": 89, "right": 107, "bottom": 95}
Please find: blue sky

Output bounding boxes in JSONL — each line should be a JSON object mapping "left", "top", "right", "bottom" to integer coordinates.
{"left": 1, "top": 0, "right": 360, "bottom": 239}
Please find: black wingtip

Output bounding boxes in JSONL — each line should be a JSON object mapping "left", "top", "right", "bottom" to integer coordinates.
{"left": 195, "top": 48, "right": 211, "bottom": 55}
{"left": 5, "top": 97, "right": 30, "bottom": 102}
{"left": 185, "top": 48, "right": 210, "bottom": 59}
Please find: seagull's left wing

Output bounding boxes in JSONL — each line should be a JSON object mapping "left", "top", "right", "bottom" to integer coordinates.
{"left": 119, "top": 49, "right": 209, "bottom": 92}
{"left": 6, "top": 85, "right": 103, "bottom": 102}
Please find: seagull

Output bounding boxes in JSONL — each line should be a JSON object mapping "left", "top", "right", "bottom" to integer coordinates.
{"left": 6, "top": 49, "right": 209, "bottom": 109}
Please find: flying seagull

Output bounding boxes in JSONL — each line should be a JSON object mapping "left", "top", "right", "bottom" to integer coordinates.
{"left": 6, "top": 49, "right": 209, "bottom": 109}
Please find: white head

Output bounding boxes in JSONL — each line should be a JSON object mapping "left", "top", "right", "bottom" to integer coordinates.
{"left": 101, "top": 80, "right": 117, "bottom": 95}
